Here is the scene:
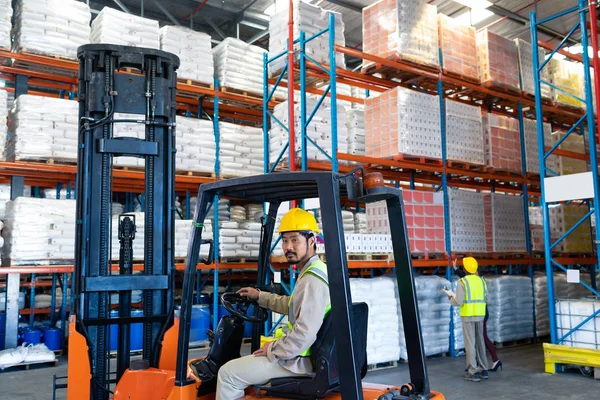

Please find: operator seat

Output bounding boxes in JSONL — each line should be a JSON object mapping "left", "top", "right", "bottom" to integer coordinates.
{"left": 257, "top": 302, "right": 369, "bottom": 399}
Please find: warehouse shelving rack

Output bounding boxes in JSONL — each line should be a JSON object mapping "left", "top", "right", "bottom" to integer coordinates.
{"left": 530, "top": 0, "right": 600, "bottom": 367}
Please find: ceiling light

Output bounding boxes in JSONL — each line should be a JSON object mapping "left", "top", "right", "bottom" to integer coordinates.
{"left": 453, "top": 0, "right": 493, "bottom": 9}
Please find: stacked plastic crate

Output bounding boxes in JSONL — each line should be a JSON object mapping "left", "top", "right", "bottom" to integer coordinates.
{"left": 366, "top": 190, "right": 445, "bottom": 255}
{"left": 268, "top": 0, "right": 345, "bottom": 74}
{"left": 365, "top": 86, "right": 441, "bottom": 159}
{"left": 448, "top": 189, "right": 486, "bottom": 253}
{"left": 483, "top": 113, "right": 522, "bottom": 173}
{"left": 476, "top": 29, "right": 520, "bottom": 91}
{"left": 446, "top": 99, "right": 484, "bottom": 165}
{"left": 91, "top": 7, "right": 159, "bottom": 49}
{"left": 159, "top": 26, "right": 213, "bottom": 86}
{"left": 483, "top": 193, "right": 527, "bottom": 252}
{"left": 0, "top": 0, "right": 11, "bottom": 50}
{"left": 438, "top": 14, "right": 478, "bottom": 82}
{"left": 13, "top": 0, "right": 91, "bottom": 59}
{"left": 363, "top": 0, "right": 438, "bottom": 68}
{"left": 6, "top": 95, "right": 78, "bottom": 162}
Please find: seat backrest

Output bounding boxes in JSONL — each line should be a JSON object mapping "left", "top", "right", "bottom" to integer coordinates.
{"left": 310, "top": 302, "right": 369, "bottom": 385}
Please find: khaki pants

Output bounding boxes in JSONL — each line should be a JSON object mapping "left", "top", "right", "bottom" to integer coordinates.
{"left": 462, "top": 319, "right": 489, "bottom": 375}
{"left": 216, "top": 355, "right": 300, "bottom": 400}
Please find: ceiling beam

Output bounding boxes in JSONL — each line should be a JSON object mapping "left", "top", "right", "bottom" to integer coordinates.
{"left": 111, "top": 0, "right": 131, "bottom": 14}
{"left": 202, "top": 14, "right": 227, "bottom": 40}
{"left": 248, "top": 28, "right": 269, "bottom": 44}
{"left": 319, "top": 0, "right": 362, "bottom": 13}
{"left": 152, "top": 0, "right": 181, "bottom": 26}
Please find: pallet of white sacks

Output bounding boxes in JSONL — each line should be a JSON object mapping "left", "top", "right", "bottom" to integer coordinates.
{"left": 367, "top": 360, "right": 398, "bottom": 371}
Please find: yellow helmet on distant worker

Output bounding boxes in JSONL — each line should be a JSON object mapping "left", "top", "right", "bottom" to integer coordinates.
{"left": 277, "top": 208, "right": 320, "bottom": 235}
{"left": 463, "top": 257, "right": 478, "bottom": 274}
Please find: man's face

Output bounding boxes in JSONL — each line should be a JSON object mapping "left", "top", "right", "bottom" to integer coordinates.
{"left": 281, "top": 232, "right": 313, "bottom": 264}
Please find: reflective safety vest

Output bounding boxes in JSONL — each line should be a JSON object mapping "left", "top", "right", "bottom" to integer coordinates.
{"left": 275, "top": 259, "right": 331, "bottom": 357}
{"left": 459, "top": 274, "right": 487, "bottom": 317}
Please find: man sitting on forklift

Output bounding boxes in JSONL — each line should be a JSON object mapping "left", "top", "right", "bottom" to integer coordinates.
{"left": 216, "top": 208, "right": 331, "bottom": 400}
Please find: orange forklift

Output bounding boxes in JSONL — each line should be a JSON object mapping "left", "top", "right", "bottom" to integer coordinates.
{"left": 67, "top": 44, "right": 444, "bottom": 400}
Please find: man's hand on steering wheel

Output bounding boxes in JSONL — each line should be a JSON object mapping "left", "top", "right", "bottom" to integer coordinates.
{"left": 236, "top": 287, "right": 260, "bottom": 301}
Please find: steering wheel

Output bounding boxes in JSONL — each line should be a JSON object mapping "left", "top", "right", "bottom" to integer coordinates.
{"left": 220, "top": 292, "right": 269, "bottom": 323}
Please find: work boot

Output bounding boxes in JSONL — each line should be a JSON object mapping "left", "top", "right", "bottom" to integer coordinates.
{"left": 463, "top": 372, "right": 481, "bottom": 382}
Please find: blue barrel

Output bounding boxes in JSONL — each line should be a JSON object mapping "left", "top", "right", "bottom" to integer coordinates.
{"left": 43, "top": 327, "right": 63, "bottom": 351}
{"left": 190, "top": 305, "right": 210, "bottom": 343}
{"left": 109, "top": 310, "right": 143, "bottom": 351}
{"left": 198, "top": 294, "right": 210, "bottom": 305}
{"left": 22, "top": 327, "right": 42, "bottom": 345}
{"left": 243, "top": 305, "right": 255, "bottom": 338}
{"left": 0, "top": 313, "right": 5, "bottom": 351}
{"left": 130, "top": 310, "right": 143, "bottom": 351}
{"left": 218, "top": 305, "right": 232, "bottom": 320}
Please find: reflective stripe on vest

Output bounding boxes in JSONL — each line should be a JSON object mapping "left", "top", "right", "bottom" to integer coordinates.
{"left": 274, "top": 259, "right": 331, "bottom": 357}
{"left": 459, "top": 274, "right": 487, "bottom": 317}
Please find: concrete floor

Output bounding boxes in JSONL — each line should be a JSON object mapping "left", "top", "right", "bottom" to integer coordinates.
{"left": 0, "top": 343, "right": 597, "bottom": 399}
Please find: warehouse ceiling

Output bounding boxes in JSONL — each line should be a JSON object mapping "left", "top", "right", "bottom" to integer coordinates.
{"left": 83, "top": 0, "right": 587, "bottom": 53}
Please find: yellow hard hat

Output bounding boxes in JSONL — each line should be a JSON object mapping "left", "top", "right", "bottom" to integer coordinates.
{"left": 277, "top": 208, "right": 320, "bottom": 234}
{"left": 463, "top": 257, "right": 478, "bottom": 274}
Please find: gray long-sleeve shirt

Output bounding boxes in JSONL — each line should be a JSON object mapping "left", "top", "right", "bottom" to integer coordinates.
{"left": 449, "top": 278, "right": 485, "bottom": 322}
{"left": 257, "top": 255, "right": 330, "bottom": 374}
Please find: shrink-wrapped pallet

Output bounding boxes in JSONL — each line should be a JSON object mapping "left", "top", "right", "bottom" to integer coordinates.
{"left": 269, "top": 99, "right": 348, "bottom": 167}
{"left": 219, "top": 220, "right": 262, "bottom": 260}
{"left": 0, "top": 0, "right": 12, "bottom": 50}
{"left": 159, "top": 26, "right": 213, "bottom": 85}
{"left": 486, "top": 275, "right": 534, "bottom": 343}
{"left": 268, "top": 0, "right": 345, "bottom": 74}
{"left": 363, "top": 0, "right": 438, "bottom": 67}
{"left": 438, "top": 14, "right": 477, "bottom": 81}
{"left": 523, "top": 118, "right": 559, "bottom": 175}
{"left": 476, "top": 29, "right": 519, "bottom": 91}
{"left": 2, "top": 198, "right": 76, "bottom": 265}
{"left": 346, "top": 109, "right": 365, "bottom": 156}
{"left": 529, "top": 205, "right": 592, "bottom": 253}
{"left": 483, "top": 193, "right": 526, "bottom": 252}
{"left": 551, "top": 59, "right": 585, "bottom": 109}
{"left": 350, "top": 277, "right": 403, "bottom": 365}
{"left": 365, "top": 86, "right": 441, "bottom": 159}
{"left": 448, "top": 189, "right": 486, "bottom": 252}
{"left": 213, "top": 38, "right": 265, "bottom": 96}
{"left": 91, "top": 7, "right": 159, "bottom": 49}
{"left": 0, "top": 184, "right": 31, "bottom": 220}
{"left": 366, "top": 190, "right": 445, "bottom": 254}
{"left": 6, "top": 95, "right": 78, "bottom": 162}
{"left": 219, "top": 122, "right": 264, "bottom": 177}
{"left": 414, "top": 275, "right": 451, "bottom": 357}
{"left": 176, "top": 116, "right": 215, "bottom": 174}
{"left": 13, "top": 0, "right": 90, "bottom": 59}
{"left": 483, "top": 113, "right": 522, "bottom": 173}
{"left": 515, "top": 39, "right": 552, "bottom": 98}
{"left": 446, "top": 99, "right": 484, "bottom": 165}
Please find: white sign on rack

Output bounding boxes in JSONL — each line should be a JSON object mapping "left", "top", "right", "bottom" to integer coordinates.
{"left": 544, "top": 172, "right": 595, "bottom": 203}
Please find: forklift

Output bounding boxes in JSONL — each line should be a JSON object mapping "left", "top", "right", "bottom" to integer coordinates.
{"left": 67, "top": 44, "right": 445, "bottom": 400}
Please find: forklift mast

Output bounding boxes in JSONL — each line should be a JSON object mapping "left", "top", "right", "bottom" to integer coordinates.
{"left": 73, "top": 44, "right": 179, "bottom": 399}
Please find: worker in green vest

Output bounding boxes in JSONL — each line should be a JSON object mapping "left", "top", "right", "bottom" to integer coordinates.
{"left": 216, "top": 208, "right": 330, "bottom": 400}
{"left": 447, "top": 256, "right": 490, "bottom": 382}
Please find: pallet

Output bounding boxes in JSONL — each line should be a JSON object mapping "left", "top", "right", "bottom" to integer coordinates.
{"left": 494, "top": 338, "right": 533, "bottom": 349}
{"left": 113, "top": 165, "right": 145, "bottom": 172}
{"left": 219, "top": 86, "right": 263, "bottom": 101}
{"left": 177, "top": 78, "right": 214, "bottom": 90}
{"left": 412, "top": 253, "right": 447, "bottom": 260}
{"left": 362, "top": 55, "right": 440, "bottom": 82}
{"left": 220, "top": 257, "right": 258, "bottom": 264}
{"left": 367, "top": 360, "right": 398, "bottom": 371}
{"left": 9, "top": 51, "right": 78, "bottom": 77}
{"left": 1, "top": 358, "right": 58, "bottom": 371}
{"left": 443, "top": 69, "right": 480, "bottom": 85}
{"left": 389, "top": 154, "right": 443, "bottom": 167}
{"left": 178, "top": 170, "right": 216, "bottom": 178}
{"left": 446, "top": 160, "right": 487, "bottom": 172}
{"left": 481, "top": 81, "right": 522, "bottom": 97}
{"left": 12, "top": 158, "right": 77, "bottom": 166}
{"left": 347, "top": 253, "right": 393, "bottom": 262}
